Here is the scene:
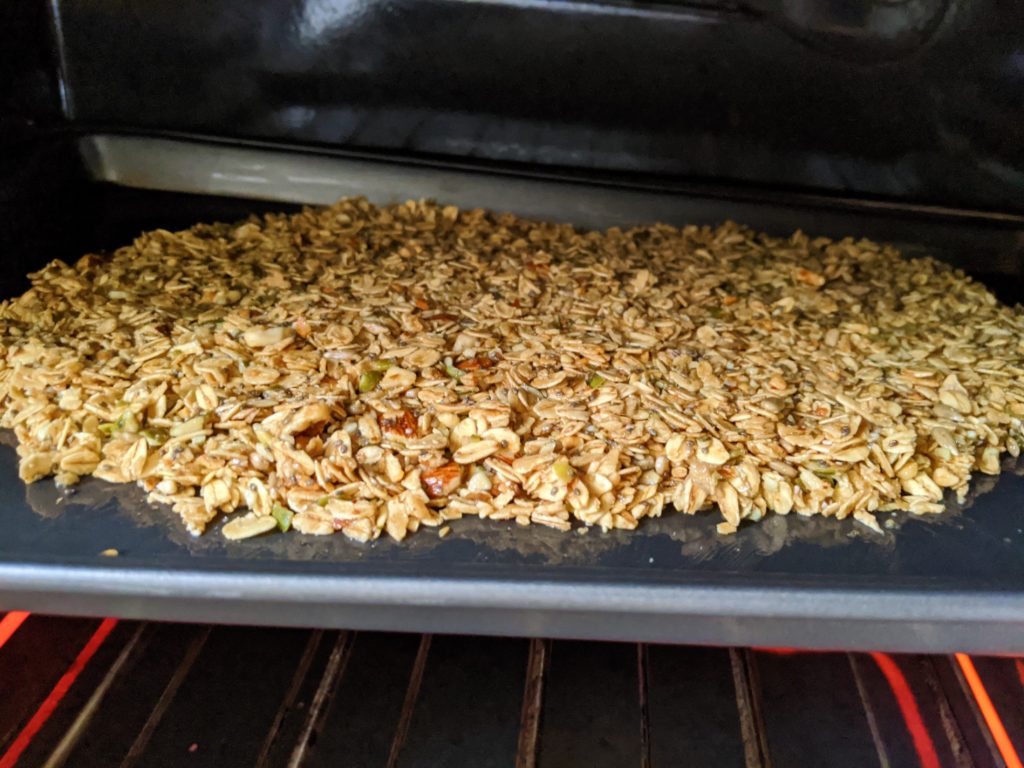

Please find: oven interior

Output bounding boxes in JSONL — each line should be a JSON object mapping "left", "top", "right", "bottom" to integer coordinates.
{"left": 2, "top": 1, "right": 1024, "bottom": 764}
{"left": 0, "top": 613, "right": 1022, "bottom": 768}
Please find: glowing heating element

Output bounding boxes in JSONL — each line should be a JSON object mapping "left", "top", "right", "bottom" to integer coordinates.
{"left": 956, "top": 653, "right": 1024, "bottom": 768}
{"left": 0, "top": 612, "right": 29, "bottom": 652}
{"left": 870, "top": 653, "right": 940, "bottom": 768}
{"left": 0, "top": 618, "right": 118, "bottom": 768}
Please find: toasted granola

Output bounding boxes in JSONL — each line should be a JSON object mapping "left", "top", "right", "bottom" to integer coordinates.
{"left": 2, "top": 197, "right": 1023, "bottom": 541}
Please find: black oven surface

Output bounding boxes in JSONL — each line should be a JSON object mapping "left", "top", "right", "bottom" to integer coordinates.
{"left": 1, "top": 136, "right": 1023, "bottom": 653}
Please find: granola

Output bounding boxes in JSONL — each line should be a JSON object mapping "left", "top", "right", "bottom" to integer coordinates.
{"left": 1, "top": 197, "right": 1023, "bottom": 541}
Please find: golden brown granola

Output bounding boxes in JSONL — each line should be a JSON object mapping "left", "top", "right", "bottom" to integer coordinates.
{"left": 2, "top": 197, "right": 1023, "bottom": 541}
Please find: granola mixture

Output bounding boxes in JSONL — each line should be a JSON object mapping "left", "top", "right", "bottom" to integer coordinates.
{"left": 2, "top": 198, "right": 1023, "bottom": 541}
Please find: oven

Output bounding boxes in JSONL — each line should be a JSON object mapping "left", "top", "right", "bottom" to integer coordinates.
{"left": 2, "top": 0, "right": 1024, "bottom": 765}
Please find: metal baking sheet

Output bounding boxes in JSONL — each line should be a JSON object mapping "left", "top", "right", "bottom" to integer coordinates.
{"left": 3, "top": 134, "right": 1024, "bottom": 653}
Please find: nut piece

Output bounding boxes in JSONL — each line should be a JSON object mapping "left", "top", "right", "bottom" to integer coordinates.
{"left": 793, "top": 267, "right": 825, "bottom": 287}
{"left": 421, "top": 462, "right": 463, "bottom": 498}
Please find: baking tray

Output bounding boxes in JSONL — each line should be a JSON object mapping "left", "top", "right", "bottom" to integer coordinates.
{"left": 2, "top": 134, "right": 1024, "bottom": 653}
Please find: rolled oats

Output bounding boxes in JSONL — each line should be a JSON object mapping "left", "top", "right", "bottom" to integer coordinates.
{"left": 2, "top": 196, "right": 1023, "bottom": 542}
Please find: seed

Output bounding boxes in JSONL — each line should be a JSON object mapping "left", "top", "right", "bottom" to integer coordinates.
{"left": 140, "top": 428, "right": 169, "bottom": 447}
{"left": 358, "top": 370, "right": 383, "bottom": 392}
{"left": 116, "top": 410, "right": 140, "bottom": 434}
{"left": 271, "top": 504, "right": 294, "bottom": 532}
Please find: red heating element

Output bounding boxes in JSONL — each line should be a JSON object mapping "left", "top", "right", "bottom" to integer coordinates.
{"left": 0, "top": 615, "right": 117, "bottom": 768}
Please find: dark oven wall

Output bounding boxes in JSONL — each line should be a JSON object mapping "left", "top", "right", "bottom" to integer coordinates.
{"left": 0, "top": 4, "right": 289, "bottom": 289}
{"left": 0, "top": 0, "right": 70, "bottom": 290}
{"left": 44, "top": 0, "right": 1024, "bottom": 215}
